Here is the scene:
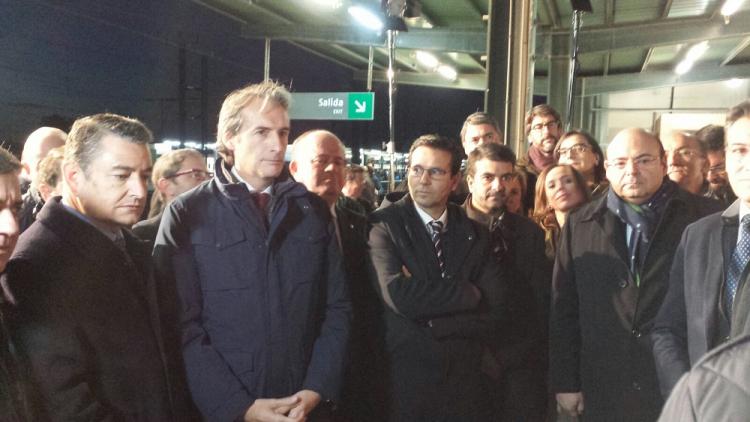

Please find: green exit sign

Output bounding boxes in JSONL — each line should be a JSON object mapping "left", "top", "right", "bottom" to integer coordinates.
{"left": 290, "top": 92, "right": 375, "bottom": 121}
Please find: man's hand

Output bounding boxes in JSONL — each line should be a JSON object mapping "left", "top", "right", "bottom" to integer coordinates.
{"left": 244, "top": 396, "right": 301, "bottom": 422}
{"left": 287, "top": 390, "right": 322, "bottom": 422}
{"left": 556, "top": 392, "right": 584, "bottom": 417}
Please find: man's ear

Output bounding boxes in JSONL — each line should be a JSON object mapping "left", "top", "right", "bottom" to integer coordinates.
{"left": 223, "top": 132, "right": 237, "bottom": 152}
{"left": 288, "top": 160, "right": 299, "bottom": 178}
{"left": 37, "top": 183, "right": 54, "bottom": 202}
{"left": 155, "top": 177, "right": 171, "bottom": 195}
{"left": 62, "top": 161, "right": 81, "bottom": 195}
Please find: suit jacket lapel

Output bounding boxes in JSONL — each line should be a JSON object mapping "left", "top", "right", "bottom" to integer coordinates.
{"left": 397, "top": 196, "right": 443, "bottom": 279}
{"left": 443, "top": 205, "right": 474, "bottom": 277}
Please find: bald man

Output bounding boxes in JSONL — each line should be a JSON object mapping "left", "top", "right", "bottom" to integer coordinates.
{"left": 662, "top": 131, "right": 709, "bottom": 195}
{"left": 289, "top": 130, "right": 383, "bottom": 421}
{"left": 18, "top": 128, "right": 67, "bottom": 232}
{"left": 20, "top": 127, "right": 67, "bottom": 192}
{"left": 550, "top": 128, "right": 721, "bottom": 421}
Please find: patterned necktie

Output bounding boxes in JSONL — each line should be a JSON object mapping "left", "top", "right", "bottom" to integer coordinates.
{"left": 251, "top": 192, "right": 271, "bottom": 226}
{"left": 428, "top": 220, "right": 446, "bottom": 278}
{"left": 726, "top": 214, "right": 750, "bottom": 318}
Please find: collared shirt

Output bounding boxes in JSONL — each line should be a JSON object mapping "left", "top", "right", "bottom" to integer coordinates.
{"left": 61, "top": 199, "right": 123, "bottom": 244}
{"left": 231, "top": 166, "right": 273, "bottom": 196}
{"left": 330, "top": 203, "right": 342, "bottom": 249}
{"left": 414, "top": 203, "right": 448, "bottom": 235}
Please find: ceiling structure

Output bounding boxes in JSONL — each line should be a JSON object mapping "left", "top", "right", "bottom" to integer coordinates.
{"left": 191, "top": 0, "right": 750, "bottom": 97}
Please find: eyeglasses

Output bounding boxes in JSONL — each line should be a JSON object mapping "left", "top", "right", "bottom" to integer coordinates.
{"left": 606, "top": 156, "right": 660, "bottom": 170}
{"left": 409, "top": 165, "right": 449, "bottom": 179}
{"left": 708, "top": 163, "right": 726, "bottom": 173}
{"left": 558, "top": 144, "right": 590, "bottom": 157}
{"left": 531, "top": 121, "right": 559, "bottom": 132}
{"left": 166, "top": 168, "right": 213, "bottom": 181}
{"left": 311, "top": 155, "right": 347, "bottom": 168}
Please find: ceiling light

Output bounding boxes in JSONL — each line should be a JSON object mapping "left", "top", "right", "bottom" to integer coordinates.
{"left": 674, "top": 60, "right": 693, "bottom": 75}
{"left": 348, "top": 5, "right": 383, "bottom": 31}
{"left": 727, "top": 78, "right": 744, "bottom": 88}
{"left": 310, "top": 0, "right": 343, "bottom": 8}
{"left": 415, "top": 51, "right": 439, "bottom": 69}
{"left": 685, "top": 41, "right": 709, "bottom": 62}
{"left": 437, "top": 64, "right": 458, "bottom": 81}
{"left": 721, "top": 0, "right": 745, "bottom": 16}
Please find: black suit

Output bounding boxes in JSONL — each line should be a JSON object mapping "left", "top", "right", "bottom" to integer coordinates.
{"left": 334, "top": 195, "right": 385, "bottom": 422}
{"left": 3, "top": 198, "right": 195, "bottom": 421}
{"left": 132, "top": 212, "right": 162, "bottom": 251}
{"left": 463, "top": 197, "right": 550, "bottom": 421}
{"left": 652, "top": 199, "right": 745, "bottom": 396}
{"left": 368, "top": 194, "right": 508, "bottom": 421}
{"left": 550, "top": 187, "right": 721, "bottom": 421}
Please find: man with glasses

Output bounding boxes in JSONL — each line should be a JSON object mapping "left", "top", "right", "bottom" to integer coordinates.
{"left": 368, "top": 134, "right": 508, "bottom": 421}
{"left": 662, "top": 131, "right": 710, "bottom": 195}
{"left": 550, "top": 128, "right": 720, "bottom": 421}
{"left": 653, "top": 101, "right": 750, "bottom": 400}
{"left": 132, "top": 148, "right": 210, "bottom": 247}
{"left": 696, "top": 124, "right": 737, "bottom": 206}
{"left": 289, "top": 130, "right": 383, "bottom": 421}
{"left": 154, "top": 82, "right": 351, "bottom": 422}
{"left": 520, "top": 105, "right": 562, "bottom": 210}
{"left": 462, "top": 143, "right": 549, "bottom": 421}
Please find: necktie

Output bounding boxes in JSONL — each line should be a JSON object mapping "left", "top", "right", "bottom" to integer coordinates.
{"left": 251, "top": 192, "right": 271, "bottom": 226}
{"left": 428, "top": 220, "right": 446, "bottom": 278}
{"left": 726, "top": 214, "right": 750, "bottom": 318}
{"left": 113, "top": 232, "right": 127, "bottom": 252}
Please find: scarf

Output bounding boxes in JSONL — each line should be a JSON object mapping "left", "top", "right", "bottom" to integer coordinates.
{"left": 606, "top": 178, "right": 677, "bottom": 285}
{"left": 527, "top": 144, "right": 555, "bottom": 173}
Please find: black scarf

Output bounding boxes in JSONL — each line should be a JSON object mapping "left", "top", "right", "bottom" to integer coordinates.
{"left": 606, "top": 178, "right": 677, "bottom": 284}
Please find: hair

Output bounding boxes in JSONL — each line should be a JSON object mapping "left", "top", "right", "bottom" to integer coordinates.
{"left": 65, "top": 113, "right": 152, "bottom": 173}
{"left": 727, "top": 100, "right": 750, "bottom": 129}
{"left": 291, "top": 129, "right": 345, "bottom": 163}
{"left": 525, "top": 104, "right": 562, "bottom": 135}
{"left": 466, "top": 143, "right": 517, "bottom": 180}
{"left": 532, "top": 164, "right": 591, "bottom": 224}
{"left": 216, "top": 81, "right": 291, "bottom": 165}
{"left": 459, "top": 111, "right": 502, "bottom": 142}
{"left": 33, "top": 146, "right": 64, "bottom": 191}
{"left": 0, "top": 146, "right": 21, "bottom": 175}
{"left": 695, "top": 124, "right": 725, "bottom": 153}
{"left": 507, "top": 170, "right": 527, "bottom": 212}
{"left": 554, "top": 129, "right": 606, "bottom": 183}
{"left": 345, "top": 164, "right": 366, "bottom": 181}
{"left": 148, "top": 148, "right": 205, "bottom": 218}
{"left": 407, "top": 134, "right": 463, "bottom": 175}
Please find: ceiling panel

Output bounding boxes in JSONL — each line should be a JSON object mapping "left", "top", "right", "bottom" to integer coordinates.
{"left": 666, "top": 0, "right": 718, "bottom": 18}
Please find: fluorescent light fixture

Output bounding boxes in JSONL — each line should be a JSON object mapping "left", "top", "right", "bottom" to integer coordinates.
{"left": 415, "top": 51, "right": 439, "bottom": 69}
{"left": 721, "top": 0, "right": 745, "bottom": 16}
{"left": 674, "top": 60, "right": 693, "bottom": 75}
{"left": 727, "top": 78, "right": 744, "bottom": 88}
{"left": 310, "top": 0, "right": 343, "bottom": 8}
{"left": 685, "top": 41, "right": 709, "bottom": 62}
{"left": 437, "top": 64, "right": 458, "bottom": 81}
{"left": 348, "top": 5, "right": 383, "bottom": 31}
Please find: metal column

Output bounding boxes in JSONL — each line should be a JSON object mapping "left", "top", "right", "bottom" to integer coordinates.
{"left": 484, "top": 0, "right": 512, "bottom": 132}
{"left": 507, "top": 0, "right": 534, "bottom": 154}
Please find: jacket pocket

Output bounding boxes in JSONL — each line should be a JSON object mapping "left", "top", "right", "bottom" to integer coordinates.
{"left": 191, "top": 228, "right": 252, "bottom": 290}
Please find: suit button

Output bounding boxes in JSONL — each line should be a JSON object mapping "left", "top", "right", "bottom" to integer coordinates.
{"left": 619, "top": 280, "right": 628, "bottom": 288}
{"left": 632, "top": 381, "right": 641, "bottom": 391}
{"left": 632, "top": 329, "right": 642, "bottom": 338}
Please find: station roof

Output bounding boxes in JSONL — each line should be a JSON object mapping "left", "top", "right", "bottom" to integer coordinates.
{"left": 193, "top": 0, "right": 750, "bottom": 95}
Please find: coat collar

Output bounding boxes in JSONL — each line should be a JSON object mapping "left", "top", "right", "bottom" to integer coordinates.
{"left": 721, "top": 199, "right": 741, "bottom": 226}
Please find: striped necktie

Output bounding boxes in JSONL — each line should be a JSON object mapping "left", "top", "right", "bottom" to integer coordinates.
{"left": 726, "top": 214, "right": 750, "bottom": 318}
{"left": 429, "top": 220, "right": 446, "bottom": 278}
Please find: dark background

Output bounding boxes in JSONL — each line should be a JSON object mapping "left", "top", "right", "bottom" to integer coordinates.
{"left": 1, "top": 0, "right": 486, "bottom": 157}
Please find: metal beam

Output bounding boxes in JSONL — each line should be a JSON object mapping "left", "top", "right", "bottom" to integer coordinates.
{"left": 660, "top": 0, "right": 674, "bottom": 18}
{"left": 353, "top": 70, "right": 548, "bottom": 95}
{"left": 544, "top": 0, "right": 562, "bottom": 28}
{"left": 241, "top": 25, "right": 486, "bottom": 54}
{"left": 605, "top": 0, "right": 615, "bottom": 25}
{"left": 538, "top": 12, "right": 750, "bottom": 56}
{"left": 721, "top": 36, "right": 750, "bottom": 66}
{"left": 582, "top": 62, "right": 750, "bottom": 95}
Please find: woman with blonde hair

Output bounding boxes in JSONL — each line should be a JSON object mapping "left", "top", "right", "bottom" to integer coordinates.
{"left": 533, "top": 164, "right": 591, "bottom": 261}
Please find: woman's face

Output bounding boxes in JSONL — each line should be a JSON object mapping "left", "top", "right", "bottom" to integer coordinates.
{"left": 545, "top": 166, "right": 585, "bottom": 213}
{"left": 505, "top": 178, "right": 523, "bottom": 214}
{"left": 557, "top": 134, "right": 598, "bottom": 179}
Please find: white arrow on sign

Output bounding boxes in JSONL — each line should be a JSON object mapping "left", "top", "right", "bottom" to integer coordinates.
{"left": 354, "top": 100, "right": 367, "bottom": 113}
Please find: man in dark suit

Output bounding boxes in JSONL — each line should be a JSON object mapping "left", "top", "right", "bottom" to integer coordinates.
{"left": 369, "top": 134, "right": 507, "bottom": 421}
{"left": 289, "top": 130, "right": 383, "bottom": 422}
{"left": 0, "top": 147, "right": 30, "bottom": 421}
{"left": 462, "top": 142, "right": 550, "bottom": 421}
{"left": 653, "top": 100, "right": 750, "bottom": 397}
{"left": 154, "top": 82, "right": 350, "bottom": 422}
{"left": 550, "top": 128, "right": 721, "bottom": 421}
{"left": 4, "top": 113, "right": 194, "bottom": 420}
